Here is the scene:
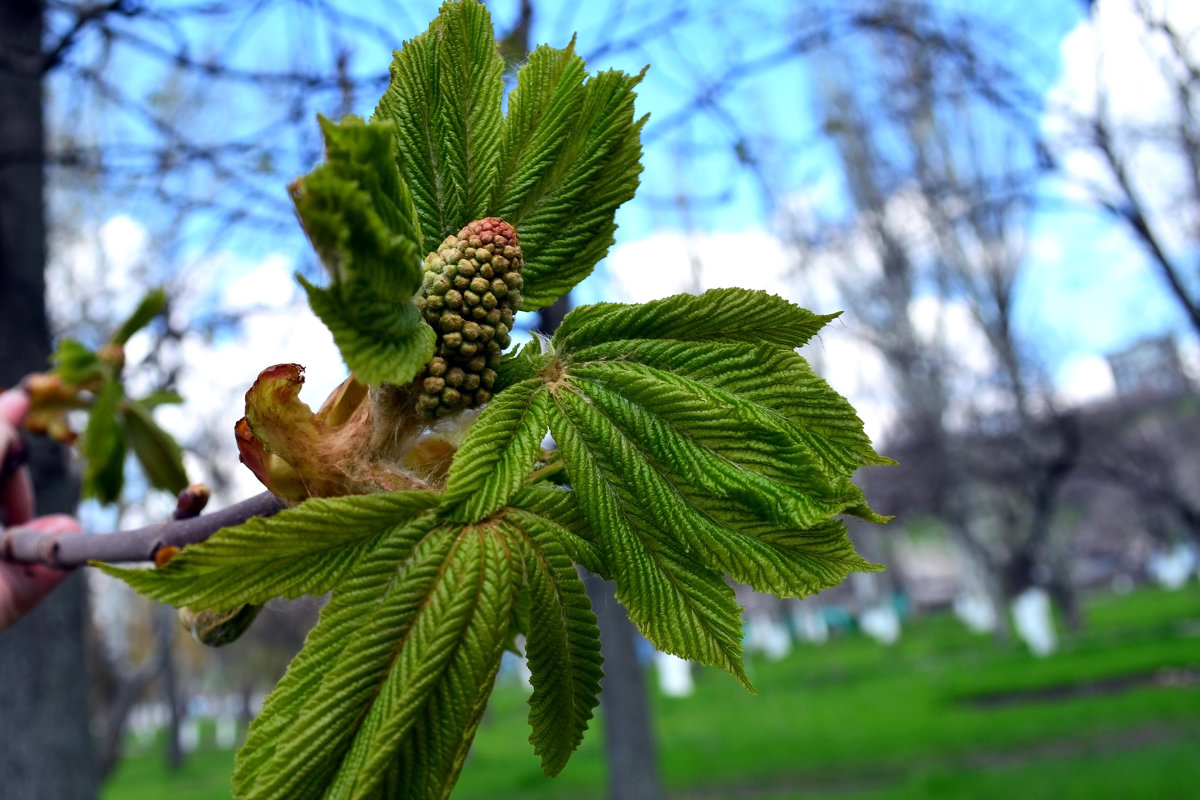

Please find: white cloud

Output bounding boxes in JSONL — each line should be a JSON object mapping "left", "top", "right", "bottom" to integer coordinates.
{"left": 47, "top": 214, "right": 153, "bottom": 335}
{"left": 1056, "top": 354, "right": 1117, "bottom": 406}
{"left": 1044, "top": 0, "right": 1200, "bottom": 250}
{"left": 97, "top": 215, "right": 149, "bottom": 275}
{"left": 1174, "top": 334, "right": 1200, "bottom": 384}
{"left": 605, "top": 227, "right": 804, "bottom": 305}
{"left": 1050, "top": 0, "right": 1200, "bottom": 124}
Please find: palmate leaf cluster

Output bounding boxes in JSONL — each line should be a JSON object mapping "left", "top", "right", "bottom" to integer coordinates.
{"left": 100, "top": 2, "right": 892, "bottom": 799}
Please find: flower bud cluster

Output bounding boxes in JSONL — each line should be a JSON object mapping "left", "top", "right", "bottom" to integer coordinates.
{"left": 414, "top": 217, "right": 524, "bottom": 416}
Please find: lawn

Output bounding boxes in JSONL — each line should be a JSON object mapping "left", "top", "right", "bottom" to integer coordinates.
{"left": 103, "top": 583, "right": 1200, "bottom": 799}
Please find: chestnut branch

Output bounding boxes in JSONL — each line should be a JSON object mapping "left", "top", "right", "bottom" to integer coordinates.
{"left": 1, "top": 491, "right": 285, "bottom": 569}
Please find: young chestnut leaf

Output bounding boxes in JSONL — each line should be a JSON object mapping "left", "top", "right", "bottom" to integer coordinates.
{"left": 40, "top": 286, "right": 188, "bottom": 503}
{"left": 484, "top": 288, "right": 888, "bottom": 686}
{"left": 504, "top": 515, "right": 603, "bottom": 777}
{"left": 373, "top": 0, "right": 505, "bottom": 253}
{"left": 50, "top": 338, "right": 105, "bottom": 386}
{"left": 120, "top": 400, "right": 188, "bottom": 495}
{"left": 232, "top": 515, "right": 517, "bottom": 800}
{"left": 490, "top": 43, "right": 647, "bottom": 310}
{"left": 95, "top": 491, "right": 442, "bottom": 611}
{"left": 111, "top": 287, "right": 168, "bottom": 346}
{"left": 292, "top": 119, "right": 434, "bottom": 386}
{"left": 441, "top": 379, "right": 549, "bottom": 522}
{"left": 80, "top": 377, "right": 126, "bottom": 503}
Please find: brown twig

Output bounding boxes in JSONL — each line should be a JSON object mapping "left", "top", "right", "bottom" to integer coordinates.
{"left": 1, "top": 491, "right": 285, "bottom": 569}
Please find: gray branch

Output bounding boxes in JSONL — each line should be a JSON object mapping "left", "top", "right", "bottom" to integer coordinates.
{"left": 1, "top": 491, "right": 285, "bottom": 569}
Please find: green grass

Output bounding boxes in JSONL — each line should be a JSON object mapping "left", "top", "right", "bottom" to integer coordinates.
{"left": 102, "top": 749, "right": 240, "bottom": 800}
{"left": 103, "top": 583, "right": 1200, "bottom": 799}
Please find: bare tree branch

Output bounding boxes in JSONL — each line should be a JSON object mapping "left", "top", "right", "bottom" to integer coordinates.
{"left": 1089, "top": 111, "right": 1200, "bottom": 335}
{"left": 40, "top": 0, "right": 133, "bottom": 75}
{"left": 2, "top": 491, "right": 284, "bottom": 569}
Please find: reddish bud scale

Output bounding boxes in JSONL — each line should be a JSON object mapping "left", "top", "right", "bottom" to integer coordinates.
{"left": 415, "top": 218, "right": 523, "bottom": 417}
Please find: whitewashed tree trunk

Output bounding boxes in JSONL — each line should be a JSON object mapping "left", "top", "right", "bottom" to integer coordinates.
{"left": 654, "top": 652, "right": 694, "bottom": 698}
{"left": 1012, "top": 588, "right": 1058, "bottom": 656}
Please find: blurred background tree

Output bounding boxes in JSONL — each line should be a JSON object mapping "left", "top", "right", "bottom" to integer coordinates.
{"left": 3, "top": 1, "right": 1200, "bottom": 798}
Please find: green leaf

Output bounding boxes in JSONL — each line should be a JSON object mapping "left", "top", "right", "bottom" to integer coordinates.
{"left": 235, "top": 518, "right": 456, "bottom": 800}
{"left": 435, "top": 0, "right": 504, "bottom": 225}
{"left": 233, "top": 517, "right": 435, "bottom": 790}
{"left": 300, "top": 275, "right": 436, "bottom": 386}
{"left": 317, "top": 117, "right": 424, "bottom": 288}
{"left": 328, "top": 526, "right": 516, "bottom": 800}
{"left": 565, "top": 368, "right": 853, "bottom": 526}
{"left": 509, "top": 485, "right": 604, "bottom": 575}
{"left": 498, "top": 61, "right": 647, "bottom": 310}
{"left": 51, "top": 338, "right": 104, "bottom": 385}
{"left": 554, "top": 288, "right": 839, "bottom": 352}
{"left": 560, "top": 369, "right": 878, "bottom": 595}
{"left": 500, "top": 291, "right": 889, "bottom": 682}
{"left": 492, "top": 42, "right": 587, "bottom": 224}
{"left": 96, "top": 492, "right": 440, "bottom": 611}
{"left": 120, "top": 400, "right": 188, "bottom": 495}
{"left": 494, "top": 335, "right": 551, "bottom": 392}
{"left": 111, "top": 287, "right": 167, "bottom": 345}
{"left": 374, "top": 0, "right": 505, "bottom": 253}
{"left": 548, "top": 388, "right": 752, "bottom": 687}
{"left": 136, "top": 389, "right": 184, "bottom": 409}
{"left": 696, "top": 510, "right": 882, "bottom": 597}
{"left": 235, "top": 520, "right": 517, "bottom": 800}
{"left": 552, "top": 292, "right": 885, "bottom": 492}
{"left": 294, "top": 117, "right": 423, "bottom": 298}
{"left": 442, "top": 379, "right": 549, "bottom": 521}
{"left": 575, "top": 339, "right": 892, "bottom": 473}
{"left": 80, "top": 378, "right": 126, "bottom": 504}
{"left": 292, "top": 116, "right": 431, "bottom": 385}
{"left": 504, "top": 517, "right": 602, "bottom": 776}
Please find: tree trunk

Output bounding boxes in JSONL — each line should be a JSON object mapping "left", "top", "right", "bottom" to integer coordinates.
{"left": 157, "top": 605, "right": 185, "bottom": 771}
{"left": 0, "top": 3, "right": 99, "bottom": 797}
{"left": 583, "top": 573, "right": 666, "bottom": 800}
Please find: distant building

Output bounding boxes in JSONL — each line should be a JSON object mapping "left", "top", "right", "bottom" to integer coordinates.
{"left": 1106, "top": 336, "right": 1189, "bottom": 398}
